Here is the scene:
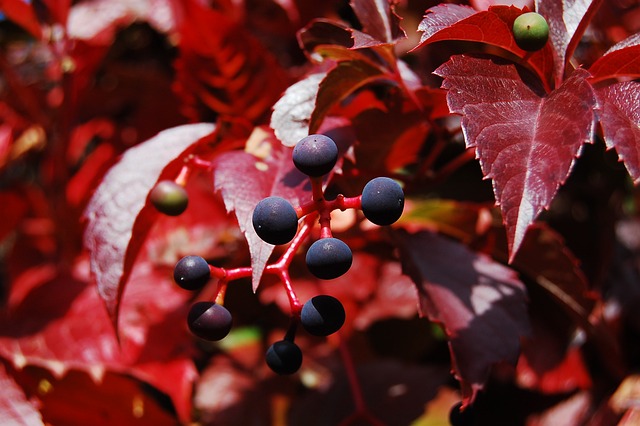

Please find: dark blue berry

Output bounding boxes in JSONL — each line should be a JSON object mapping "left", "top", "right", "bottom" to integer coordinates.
{"left": 305, "top": 238, "right": 352, "bottom": 280}
{"left": 187, "top": 301, "right": 232, "bottom": 341}
{"left": 292, "top": 134, "right": 338, "bottom": 177}
{"left": 265, "top": 340, "right": 303, "bottom": 375}
{"left": 301, "top": 295, "right": 345, "bottom": 336}
{"left": 173, "top": 255, "right": 211, "bottom": 290}
{"left": 361, "top": 177, "right": 404, "bottom": 226}
{"left": 252, "top": 196, "right": 298, "bottom": 245}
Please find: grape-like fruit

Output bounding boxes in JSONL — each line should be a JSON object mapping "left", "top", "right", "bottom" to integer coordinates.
{"left": 301, "top": 295, "right": 345, "bottom": 336}
{"left": 305, "top": 237, "right": 352, "bottom": 280}
{"left": 187, "top": 301, "right": 232, "bottom": 341}
{"left": 150, "top": 180, "right": 188, "bottom": 216}
{"left": 360, "top": 177, "right": 404, "bottom": 226}
{"left": 512, "top": 12, "right": 549, "bottom": 51}
{"left": 449, "top": 402, "right": 475, "bottom": 426}
{"left": 252, "top": 196, "right": 299, "bottom": 245}
{"left": 265, "top": 340, "right": 303, "bottom": 375}
{"left": 173, "top": 256, "right": 211, "bottom": 290}
{"left": 292, "top": 134, "right": 338, "bottom": 177}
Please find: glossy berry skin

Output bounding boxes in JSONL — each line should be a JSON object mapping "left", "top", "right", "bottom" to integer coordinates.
{"left": 513, "top": 12, "right": 549, "bottom": 51}
{"left": 292, "top": 134, "right": 338, "bottom": 177}
{"left": 301, "top": 295, "right": 345, "bottom": 336}
{"left": 252, "top": 196, "right": 298, "bottom": 245}
{"left": 360, "top": 177, "right": 404, "bottom": 226}
{"left": 305, "top": 238, "right": 352, "bottom": 280}
{"left": 173, "top": 256, "right": 211, "bottom": 290}
{"left": 265, "top": 340, "right": 303, "bottom": 375}
{"left": 187, "top": 302, "right": 232, "bottom": 341}
{"left": 149, "top": 180, "right": 188, "bottom": 216}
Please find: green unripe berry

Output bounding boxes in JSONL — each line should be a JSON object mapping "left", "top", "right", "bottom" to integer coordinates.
{"left": 150, "top": 180, "right": 188, "bottom": 216}
{"left": 512, "top": 12, "right": 549, "bottom": 51}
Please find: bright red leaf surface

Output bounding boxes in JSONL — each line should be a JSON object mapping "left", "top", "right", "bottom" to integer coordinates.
{"left": 393, "top": 229, "right": 530, "bottom": 404}
{"left": 83, "top": 123, "right": 215, "bottom": 327}
{"left": 415, "top": 5, "right": 555, "bottom": 89}
{"left": 596, "top": 81, "right": 640, "bottom": 183}
{"left": 589, "top": 32, "right": 640, "bottom": 81}
{"left": 0, "top": 363, "right": 43, "bottom": 426}
{"left": 435, "top": 56, "right": 596, "bottom": 258}
{"left": 213, "top": 130, "right": 313, "bottom": 290}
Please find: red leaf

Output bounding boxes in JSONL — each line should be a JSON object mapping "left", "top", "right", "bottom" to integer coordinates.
{"left": 394, "top": 229, "right": 530, "bottom": 405}
{"left": 349, "top": 0, "right": 406, "bottom": 47}
{"left": 537, "top": 0, "right": 600, "bottom": 86}
{"left": 83, "top": 123, "right": 216, "bottom": 327}
{"left": 0, "top": 363, "right": 43, "bottom": 426}
{"left": 213, "top": 130, "right": 312, "bottom": 290}
{"left": 271, "top": 72, "right": 327, "bottom": 147}
{"left": 0, "top": 0, "right": 43, "bottom": 38}
{"left": 589, "top": 33, "right": 640, "bottom": 81}
{"left": 173, "top": 0, "right": 289, "bottom": 123}
{"left": 415, "top": 5, "right": 554, "bottom": 89}
{"left": 596, "top": 81, "right": 640, "bottom": 182}
{"left": 435, "top": 56, "right": 596, "bottom": 257}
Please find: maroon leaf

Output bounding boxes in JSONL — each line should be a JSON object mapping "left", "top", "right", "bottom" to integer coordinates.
{"left": 435, "top": 56, "right": 596, "bottom": 258}
{"left": 349, "top": 0, "right": 406, "bottom": 46}
{"left": 414, "top": 5, "right": 555, "bottom": 88}
{"left": 271, "top": 72, "right": 327, "bottom": 148}
{"left": 0, "top": 364, "right": 43, "bottom": 426}
{"left": 589, "top": 33, "right": 640, "bottom": 81}
{"left": 83, "top": 123, "right": 216, "bottom": 327}
{"left": 213, "top": 131, "right": 312, "bottom": 290}
{"left": 537, "top": 0, "right": 600, "bottom": 86}
{"left": 310, "top": 60, "right": 387, "bottom": 134}
{"left": 393, "top": 229, "right": 530, "bottom": 405}
{"left": 596, "top": 81, "right": 640, "bottom": 182}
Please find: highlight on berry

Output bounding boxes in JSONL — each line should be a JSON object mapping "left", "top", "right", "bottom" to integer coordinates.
{"left": 173, "top": 255, "right": 211, "bottom": 290}
{"left": 301, "top": 295, "right": 346, "bottom": 336}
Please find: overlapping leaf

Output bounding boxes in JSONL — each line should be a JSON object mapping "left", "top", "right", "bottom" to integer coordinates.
{"left": 435, "top": 55, "right": 596, "bottom": 258}
{"left": 213, "top": 131, "right": 313, "bottom": 290}
{"left": 589, "top": 32, "right": 640, "bottom": 81}
{"left": 414, "top": 5, "right": 555, "bottom": 89}
{"left": 349, "top": 0, "right": 406, "bottom": 47}
{"left": 83, "top": 123, "right": 216, "bottom": 326}
{"left": 0, "top": 364, "right": 43, "bottom": 426}
{"left": 394, "top": 229, "right": 529, "bottom": 405}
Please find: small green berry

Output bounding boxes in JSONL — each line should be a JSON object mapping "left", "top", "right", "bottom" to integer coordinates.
{"left": 150, "top": 180, "right": 188, "bottom": 216}
{"left": 513, "top": 12, "right": 549, "bottom": 52}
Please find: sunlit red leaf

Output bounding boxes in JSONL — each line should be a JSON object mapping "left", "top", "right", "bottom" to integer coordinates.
{"left": 596, "top": 81, "right": 640, "bottom": 182}
{"left": 394, "top": 229, "right": 529, "bottom": 405}
{"left": 0, "top": 0, "right": 43, "bottom": 38}
{"left": 213, "top": 130, "right": 312, "bottom": 290}
{"left": 435, "top": 56, "right": 596, "bottom": 258}
{"left": 271, "top": 72, "right": 327, "bottom": 148}
{"left": 537, "top": 0, "right": 600, "bottom": 85}
{"left": 83, "top": 123, "right": 216, "bottom": 326}
{"left": 414, "top": 5, "right": 554, "bottom": 88}
{"left": 589, "top": 33, "right": 640, "bottom": 81}
{"left": 0, "top": 363, "right": 43, "bottom": 426}
{"left": 349, "top": 0, "right": 406, "bottom": 47}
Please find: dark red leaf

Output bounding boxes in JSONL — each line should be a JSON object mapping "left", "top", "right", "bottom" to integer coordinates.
{"left": 310, "top": 60, "right": 387, "bottom": 134}
{"left": 213, "top": 130, "right": 312, "bottom": 290}
{"left": 435, "top": 56, "right": 596, "bottom": 258}
{"left": 83, "top": 123, "right": 216, "bottom": 327}
{"left": 589, "top": 33, "right": 640, "bottom": 81}
{"left": 0, "top": 363, "right": 43, "bottom": 426}
{"left": 414, "top": 5, "right": 554, "bottom": 89}
{"left": 0, "top": 0, "right": 43, "bottom": 38}
{"left": 297, "top": 19, "right": 356, "bottom": 53}
{"left": 596, "top": 81, "right": 640, "bottom": 182}
{"left": 394, "top": 229, "right": 530, "bottom": 405}
{"left": 349, "top": 0, "right": 406, "bottom": 46}
{"left": 537, "top": 0, "right": 600, "bottom": 86}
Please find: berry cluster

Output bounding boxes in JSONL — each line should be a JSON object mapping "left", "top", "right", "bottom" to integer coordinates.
{"left": 155, "top": 134, "right": 404, "bottom": 376}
